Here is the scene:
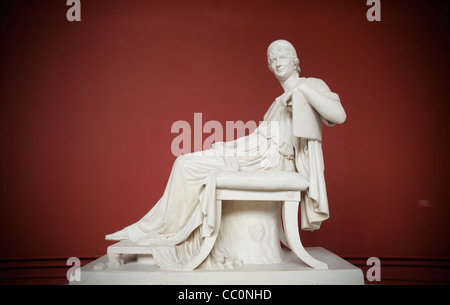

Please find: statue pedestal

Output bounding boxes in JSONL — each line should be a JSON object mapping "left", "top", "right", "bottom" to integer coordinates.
{"left": 70, "top": 247, "right": 364, "bottom": 285}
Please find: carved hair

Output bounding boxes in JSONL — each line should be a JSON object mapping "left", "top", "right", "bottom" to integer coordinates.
{"left": 267, "top": 40, "right": 301, "bottom": 76}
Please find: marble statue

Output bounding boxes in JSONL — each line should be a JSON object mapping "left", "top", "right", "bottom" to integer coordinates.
{"left": 105, "top": 39, "right": 346, "bottom": 271}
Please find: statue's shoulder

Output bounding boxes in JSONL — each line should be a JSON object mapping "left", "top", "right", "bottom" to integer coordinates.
{"left": 301, "top": 77, "right": 326, "bottom": 85}
{"left": 299, "top": 77, "right": 330, "bottom": 91}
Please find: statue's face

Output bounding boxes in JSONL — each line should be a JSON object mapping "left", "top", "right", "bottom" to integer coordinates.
{"left": 268, "top": 47, "right": 296, "bottom": 81}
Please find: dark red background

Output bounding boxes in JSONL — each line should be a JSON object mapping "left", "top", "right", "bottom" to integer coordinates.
{"left": 1, "top": 0, "right": 449, "bottom": 283}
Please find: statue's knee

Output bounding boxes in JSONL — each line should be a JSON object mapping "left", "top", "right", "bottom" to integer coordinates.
{"left": 175, "top": 154, "right": 188, "bottom": 167}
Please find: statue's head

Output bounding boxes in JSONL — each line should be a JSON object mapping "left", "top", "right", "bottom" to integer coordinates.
{"left": 267, "top": 40, "right": 300, "bottom": 80}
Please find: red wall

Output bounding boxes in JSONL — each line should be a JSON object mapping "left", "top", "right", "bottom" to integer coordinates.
{"left": 1, "top": 0, "right": 449, "bottom": 283}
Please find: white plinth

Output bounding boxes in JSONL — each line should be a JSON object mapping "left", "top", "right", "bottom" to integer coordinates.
{"left": 71, "top": 247, "right": 364, "bottom": 285}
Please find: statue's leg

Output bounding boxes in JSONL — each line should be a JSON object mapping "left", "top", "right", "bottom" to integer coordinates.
{"left": 282, "top": 200, "right": 328, "bottom": 269}
{"left": 115, "top": 153, "right": 227, "bottom": 242}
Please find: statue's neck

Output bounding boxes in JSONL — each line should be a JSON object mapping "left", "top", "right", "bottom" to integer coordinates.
{"left": 280, "top": 74, "right": 301, "bottom": 92}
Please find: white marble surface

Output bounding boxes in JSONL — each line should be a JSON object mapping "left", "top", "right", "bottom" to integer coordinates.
{"left": 71, "top": 248, "right": 364, "bottom": 285}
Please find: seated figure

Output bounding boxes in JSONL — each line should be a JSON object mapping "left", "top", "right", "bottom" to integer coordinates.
{"left": 106, "top": 39, "right": 347, "bottom": 270}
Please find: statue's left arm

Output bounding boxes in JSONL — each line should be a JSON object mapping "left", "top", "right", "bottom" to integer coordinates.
{"left": 297, "top": 78, "right": 347, "bottom": 125}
